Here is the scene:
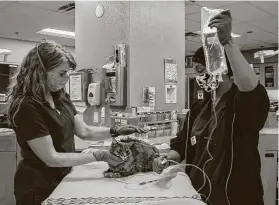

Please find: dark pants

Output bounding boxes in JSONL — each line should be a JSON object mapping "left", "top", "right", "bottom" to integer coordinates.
{"left": 15, "top": 187, "right": 55, "bottom": 205}
{"left": 201, "top": 181, "right": 264, "bottom": 205}
{"left": 14, "top": 160, "right": 69, "bottom": 205}
{"left": 207, "top": 182, "right": 229, "bottom": 205}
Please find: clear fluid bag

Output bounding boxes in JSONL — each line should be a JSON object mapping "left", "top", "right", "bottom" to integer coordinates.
{"left": 201, "top": 7, "right": 228, "bottom": 76}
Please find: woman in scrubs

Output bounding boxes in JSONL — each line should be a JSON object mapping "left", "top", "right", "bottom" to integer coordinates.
{"left": 155, "top": 10, "right": 270, "bottom": 205}
{"left": 7, "top": 41, "right": 145, "bottom": 205}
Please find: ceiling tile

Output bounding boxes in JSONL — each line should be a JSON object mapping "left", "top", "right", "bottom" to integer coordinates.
{"left": 0, "top": 3, "right": 74, "bottom": 47}
{"left": 185, "top": 35, "right": 201, "bottom": 43}
{"left": 234, "top": 35, "right": 262, "bottom": 45}
{"left": 0, "top": 32, "right": 75, "bottom": 47}
{"left": 17, "top": 1, "right": 73, "bottom": 11}
{"left": 0, "top": 3, "right": 74, "bottom": 31}
{"left": 226, "top": 2, "right": 274, "bottom": 22}
{"left": 185, "top": 5, "right": 248, "bottom": 24}
{"left": 248, "top": 1, "right": 278, "bottom": 17}
{"left": 185, "top": 40, "right": 202, "bottom": 54}
{"left": 232, "top": 22, "right": 278, "bottom": 45}
{"left": 249, "top": 31, "right": 278, "bottom": 45}
{"left": 240, "top": 43, "right": 274, "bottom": 51}
{"left": 195, "top": 1, "right": 241, "bottom": 9}
{"left": 240, "top": 45, "right": 257, "bottom": 51}
{"left": 248, "top": 17, "right": 278, "bottom": 35}
{"left": 185, "top": 19, "right": 201, "bottom": 32}
{"left": 0, "top": 1, "right": 14, "bottom": 9}
{"left": 185, "top": 13, "right": 201, "bottom": 22}
{"left": 233, "top": 22, "right": 263, "bottom": 35}
{"left": 185, "top": 4, "right": 202, "bottom": 15}
{"left": 236, "top": 41, "right": 273, "bottom": 49}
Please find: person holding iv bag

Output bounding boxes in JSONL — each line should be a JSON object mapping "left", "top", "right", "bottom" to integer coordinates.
{"left": 153, "top": 10, "right": 269, "bottom": 205}
{"left": 7, "top": 41, "right": 145, "bottom": 205}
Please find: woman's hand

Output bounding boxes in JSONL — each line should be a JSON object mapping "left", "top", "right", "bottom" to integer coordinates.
{"left": 208, "top": 10, "right": 232, "bottom": 45}
{"left": 92, "top": 149, "right": 124, "bottom": 166}
{"left": 110, "top": 125, "right": 146, "bottom": 137}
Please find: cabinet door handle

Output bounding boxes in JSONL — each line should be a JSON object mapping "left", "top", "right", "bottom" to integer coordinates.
{"left": 265, "top": 153, "right": 275, "bottom": 158}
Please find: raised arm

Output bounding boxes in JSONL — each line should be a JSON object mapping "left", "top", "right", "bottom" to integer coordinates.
{"left": 209, "top": 10, "right": 258, "bottom": 92}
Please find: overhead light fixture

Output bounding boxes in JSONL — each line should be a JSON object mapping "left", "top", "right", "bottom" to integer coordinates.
{"left": 231, "top": 33, "right": 241, "bottom": 38}
{"left": 193, "top": 31, "right": 241, "bottom": 38}
{"left": 36, "top": 28, "right": 75, "bottom": 39}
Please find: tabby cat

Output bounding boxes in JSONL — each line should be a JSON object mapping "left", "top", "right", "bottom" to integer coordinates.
{"left": 103, "top": 137, "right": 160, "bottom": 178}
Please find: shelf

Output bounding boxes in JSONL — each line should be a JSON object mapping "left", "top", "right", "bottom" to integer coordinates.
{"left": 143, "top": 120, "right": 178, "bottom": 124}
{"left": 111, "top": 116, "right": 178, "bottom": 124}
{"left": 0, "top": 62, "right": 19, "bottom": 66}
{"left": 111, "top": 116, "right": 141, "bottom": 119}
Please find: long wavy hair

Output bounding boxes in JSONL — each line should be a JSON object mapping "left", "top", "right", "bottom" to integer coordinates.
{"left": 7, "top": 41, "right": 76, "bottom": 127}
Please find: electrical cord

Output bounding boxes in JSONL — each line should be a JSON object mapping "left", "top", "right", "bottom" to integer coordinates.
{"left": 198, "top": 89, "right": 218, "bottom": 198}
{"left": 165, "top": 160, "right": 212, "bottom": 203}
{"left": 184, "top": 110, "right": 191, "bottom": 165}
{"left": 225, "top": 113, "right": 235, "bottom": 205}
{"left": 183, "top": 103, "right": 214, "bottom": 203}
{"left": 115, "top": 171, "right": 172, "bottom": 190}
{"left": 113, "top": 160, "right": 211, "bottom": 203}
{"left": 183, "top": 88, "right": 237, "bottom": 205}
{"left": 224, "top": 92, "right": 238, "bottom": 205}
{"left": 114, "top": 89, "right": 236, "bottom": 204}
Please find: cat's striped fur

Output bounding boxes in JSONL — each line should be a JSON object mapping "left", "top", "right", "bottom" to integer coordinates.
{"left": 104, "top": 137, "right": 160, "bottom": 178}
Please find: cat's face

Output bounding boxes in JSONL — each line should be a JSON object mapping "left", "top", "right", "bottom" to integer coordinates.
{"left": 109, "top": 138, "right": 132, "bottom": 161}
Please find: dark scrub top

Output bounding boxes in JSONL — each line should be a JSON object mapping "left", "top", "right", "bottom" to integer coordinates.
{"left": 170, "top": 83, "right": 270, "bottom": 205}
{"left": 13, "top": 92, "right": 77, "bottom": 204}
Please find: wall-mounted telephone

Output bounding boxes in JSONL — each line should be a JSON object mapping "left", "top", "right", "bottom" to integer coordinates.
{"left": 104, "top": 44, "right": 127, "bottom": 107}
{"left": 105, "top": 66, "right": 126, "bottom": 107}
{"left": 67, "top": 44, "right": 127, "bottom": 108}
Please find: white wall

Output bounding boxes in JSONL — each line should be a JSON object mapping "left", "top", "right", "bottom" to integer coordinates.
{"left": 129, "top": 1, "right": 185, "bottom": 110}
{"left": 76, "top": 1, "right": 185, "bottom": 111}
{"left": 75, "top": 1, "right": 130, "bottom": 69}
{"left": 0, "top": 38, "right": 75, "bottom": 64}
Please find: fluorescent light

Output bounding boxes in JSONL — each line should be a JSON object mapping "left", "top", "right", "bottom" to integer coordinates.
{"left": 36, "top": 28, "right": 75, "bottom": 39}
{"left": 194, "top": 31, "right": 241, "bottom": 38}
{"left": 231, "top": 33, "right": 241, "bottom": 38}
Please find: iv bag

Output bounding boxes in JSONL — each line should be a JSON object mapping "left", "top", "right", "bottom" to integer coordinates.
{"left": 201, "top": 7, "right": 228, "bottom": 76}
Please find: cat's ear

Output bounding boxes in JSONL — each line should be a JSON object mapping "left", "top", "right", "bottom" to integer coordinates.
{"left": 112, "top": 138, "right": 118, "bottom": 145}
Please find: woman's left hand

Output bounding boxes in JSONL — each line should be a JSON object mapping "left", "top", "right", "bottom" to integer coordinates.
{"left": 208, "top": 10, "right": 232, "bottom": 45}
{"left": 110, "top": 125, "right": 146, "bottom": 137}
{"left": 95, "top": 150, "right": 124, "bottom": 166}
{"left": 83, "top": 149, "right": 124, "bottom": 166}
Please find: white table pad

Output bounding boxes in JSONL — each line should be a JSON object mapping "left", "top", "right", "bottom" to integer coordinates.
{"left": 42, "top": 162, "right": 205, "bottom": 205}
